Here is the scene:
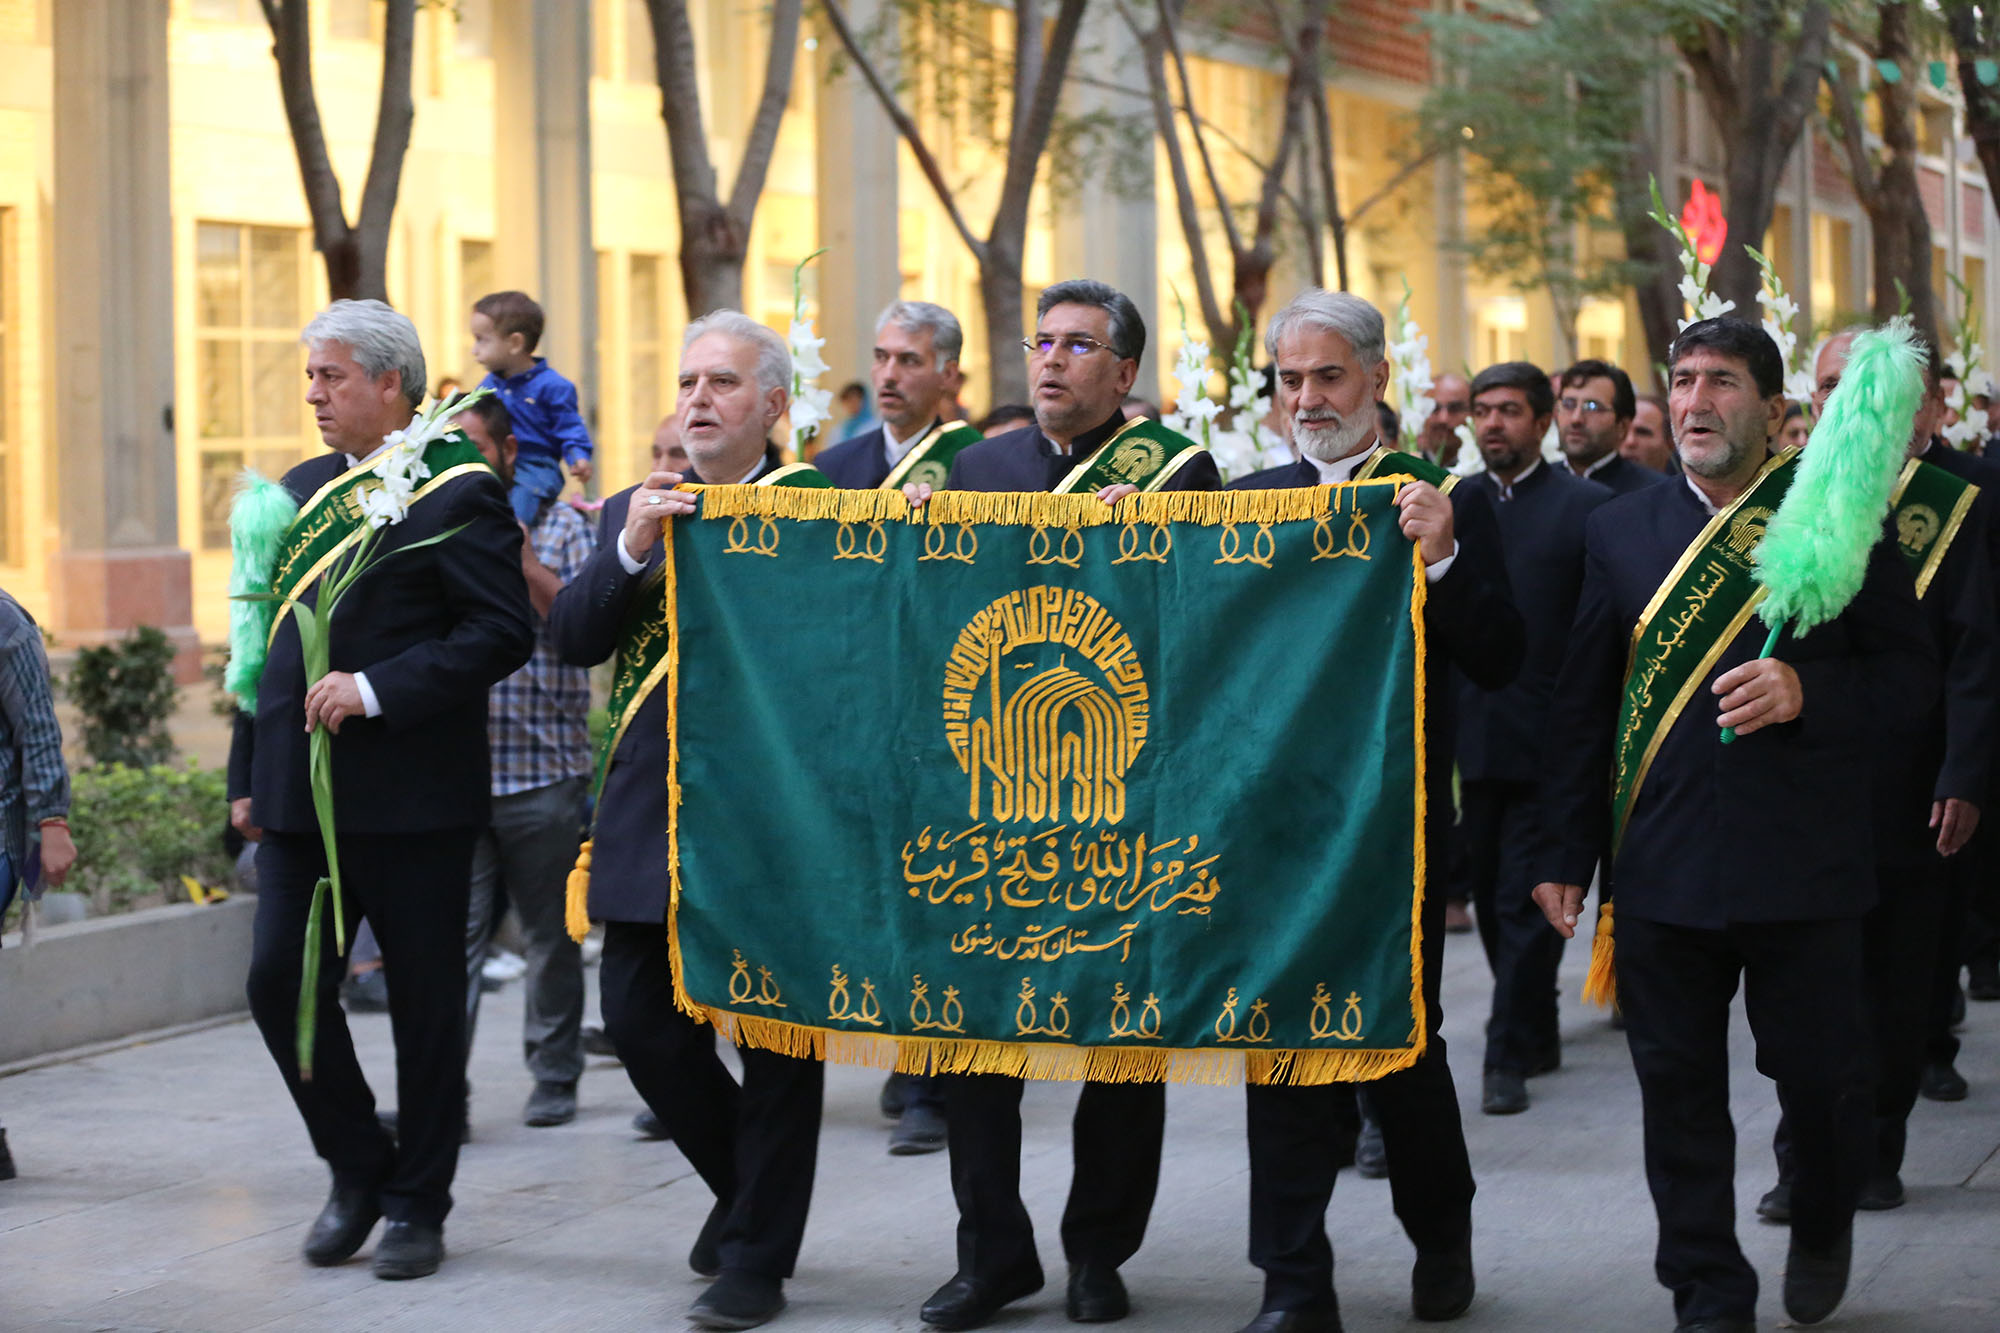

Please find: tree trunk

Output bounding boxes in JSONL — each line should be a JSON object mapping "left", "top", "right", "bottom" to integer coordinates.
{"left": 981, "top": 243, "right": 1029, "bottom": 407}
{"left": 679, "top": 197, "right": 749, "bottom": 318}
{"left": 1869, "top": 2, "right": 1937, "bottom": 347}
{"left": 1951, "top": 7, "right": 2000, "bottom": 245}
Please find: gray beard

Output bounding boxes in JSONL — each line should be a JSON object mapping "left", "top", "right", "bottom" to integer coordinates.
{"left": 1294, "top": 410, "right": 1376, "bottom": 463}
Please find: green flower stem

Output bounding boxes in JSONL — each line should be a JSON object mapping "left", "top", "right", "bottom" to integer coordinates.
{"left": 1719, "top": 622, "right": 1784, "bottom": 745}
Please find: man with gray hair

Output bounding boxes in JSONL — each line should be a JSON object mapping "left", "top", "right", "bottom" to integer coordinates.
{"left": 1226, "top": 287, "right": 1522, "bottom": 1332}
{"left": 815, "top": 300, "right": 984, "bottom": 493}
{"left": 550, "top": 308, "right": 827, "bottom": 1330}
{"left": 231, "top": 299, "right": 535, "bottom": 1281}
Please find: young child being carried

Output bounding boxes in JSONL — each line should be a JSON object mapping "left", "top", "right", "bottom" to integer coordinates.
{"left": 470, "top": 290, "right": 594, "bottom": 523}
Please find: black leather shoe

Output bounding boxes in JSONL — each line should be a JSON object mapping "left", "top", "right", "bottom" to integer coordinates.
{"left": 1921, "top": 1061, "right": 1969, "bottom": 1101}
{"left": 1353, "top": 1115, "right": 1388, "bottom": 1179}
{"left": 1236, "top": 1304, "right": 1343, "bottom": 1333}
{"left": 523, "top": 1080, "right": 578, "bottom": 1127}
{"left": 632, "top": 1107, "right": 670, "bottom": 1139}
{"left": 689, "top": 1270, "right": 786, "bottom": 1330}
{"left": 1756, "top": 1180, "right": 1792, "bottom": 1224}
{"left": 0, "top": 1128, "right": 15, "bottom": 1182}
{"left": 921, "top": 1268, "right": 1045, "bottom": 1330}
{"left": 881, "top": 1071, "right": 915, "bottom": 1120}
{"left": 1411, "top": 1237, "right": 1474, "bottom": 1320}
{"left": 890, "top": 1101, "right": 948, "bottom": 1156}
{"left": 1674, "top": 1321, "right": 1754, "bottom": 1332}
{"left": 1480, "top": 1070, "right": 1528, "bottom": 1115}
{"left": 1067, "top": 1263, "right": 1129, "bottom": 1322}
{"left": 371, "top": 1220, "right": 443, "bottom": 1279}
{"left": 1857, "top": 1172, "right": 1906, "bottom": 1210}
{"left": 690, "top": 1197, "right": 729, "bottom": 1277}
{"left": 1783, "top": 1225, "right": 1851, "bottom": 1325}
{"left": 301, "top": 1184, "right": 380, "bottom": 1266}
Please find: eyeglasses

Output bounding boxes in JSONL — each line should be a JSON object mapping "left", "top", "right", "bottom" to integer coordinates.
{"left": 1559, "top": 397, "right": 1613, "bottom": 415}
{"left": 1024, "top": 333, "right": 1118, "bottom": 359}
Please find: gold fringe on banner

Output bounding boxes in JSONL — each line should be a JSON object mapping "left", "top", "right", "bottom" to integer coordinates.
{"left": 1581, "top": 902, "right": 1617, "bottom": 1008}
{"left": 700, "top": 1009, "right": 1424, "bottom": 1086}
{"left": 1403, "top": 543, "right": 1432, "bottom": 1064}
{"left": 690, "top": 479, "right": 1401, "bottom": 529}
{"left": 564, "top": 841, "right": 593, "bottom": 943}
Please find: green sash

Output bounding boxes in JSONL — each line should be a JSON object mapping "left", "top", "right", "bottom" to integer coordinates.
{"left": 267, "top": 432, "right": 493, "bottom": 647}
{"left": 1353, "top": 443, "right": 1461, "bottom": 495}
{"left": 1890, "top": 457, "right": 1979, "bottom": 600}
{"left": 591, "top": 463, "right": 830, "bottom": 796}
{"left": 882, "top": 421, "right": 986, "bottom": 492}
{"left": 1052, "top": 417, "right": 1209, "bottom": 494}
{"left": 1612, "top": 448, "right": 1799, "bottom": 844}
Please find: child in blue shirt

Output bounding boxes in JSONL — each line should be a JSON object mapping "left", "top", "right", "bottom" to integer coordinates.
{"left": 471, "top": 291, "right": 595, "bottom": 523}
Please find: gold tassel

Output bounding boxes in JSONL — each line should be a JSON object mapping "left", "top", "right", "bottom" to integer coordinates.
{"left": 565, "top": 840, "right": 593, "bottom": 943}
{"left": 1581, "top": 902, "right": 1616, "bottom": 1007}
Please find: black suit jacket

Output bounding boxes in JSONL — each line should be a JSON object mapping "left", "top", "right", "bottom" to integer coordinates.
{"left": 1571, "top": 453, "right": 1664, "bottom": 496}
{"left": 812, "top": 426, "right": 894, "bottom": 488}
{"left": 548, "top": 444, "right": 784, "bottom": 924}
{"left": 226, "top": 451, "right": 535, "bottom": 834}
{"left": 1453, "top": 465, "right": 1611, "bottom": 784}
{"left": 1227, "top": 456, "right": 1525, "bottom": 849}
{"left": 1539, "top": 472, "right": 1936, "bottom": 926}
{"left": 944, "top": 412, "right": 1223, "bottom": 493}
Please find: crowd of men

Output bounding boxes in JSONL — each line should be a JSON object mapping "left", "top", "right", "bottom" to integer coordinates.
{"left": 222, "top": 279, "right": 1999, "bottom": 1333}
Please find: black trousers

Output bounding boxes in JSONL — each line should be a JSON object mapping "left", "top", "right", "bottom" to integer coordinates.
{"left": 245, "top": 827, "right": 478, "bottom": 1228}
{"left": 1459, "top": 778, "right": 1564, "bottom": 1074}
{"left": 599, "top": 920, "right": 823, "bottom": 1279}
{"left": 1243, "top": 871, "right": 1475, "bottom": 1311}
{"left": 1928, "top": 837, "right": 1986, "bottom": 1065}
{"left": 1618, "top": 914, "right": 1869, "bottom": 1325}
{"left": 937, "top": 1073, "right": 1165, "bottom": 1282}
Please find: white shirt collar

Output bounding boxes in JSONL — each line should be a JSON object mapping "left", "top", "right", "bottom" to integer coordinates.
{"left": 882, "top": 419, "right": 933, "bottom": 467}
{"left": 344, "top": 440, "right": 392, "bottom": 469}
{"left": 1492, "top": 457, "right": 1541, "bottom": 500}
{"left": 1580, "top": 451, "right": 1618, "bottom": 478}
{"left": 731, "top": 454, "right": 769, "bottom": 486}
{"left": 1302, "top": 438, "right": 1380, "bottom": 486}
{"left": 1684, "top": 475, "right": 1720, "bottom": 516}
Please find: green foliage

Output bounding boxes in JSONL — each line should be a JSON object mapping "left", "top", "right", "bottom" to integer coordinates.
{"left": 65, "top": 761, "right": 234, "bottom": 916}
{"left": 65, "top": 626, "right": 178, "bottom": 769}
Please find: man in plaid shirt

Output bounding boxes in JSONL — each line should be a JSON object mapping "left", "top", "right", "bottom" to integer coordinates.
{"left": 455, "top": 398, "right": 596, "bottom": 1130}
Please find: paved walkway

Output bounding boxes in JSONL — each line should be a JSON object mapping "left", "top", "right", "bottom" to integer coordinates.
{"left": 3, "top": 928, "right": 1998, "bottom": 1332}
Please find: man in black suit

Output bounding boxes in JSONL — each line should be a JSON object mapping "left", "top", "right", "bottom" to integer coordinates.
{"left": 231, "top": 299, "right": 535, "bottom": 1280}
{"left": 1752, "top": 333, "right": 1997, "bottom": 1217}
{"left": 1451, "top": 362, "right": 1611, "bottom": 1117}
{"left": 1228, "top": 289, "right": 1524, "bottom": 1333}
{"left": 814, "top": 300, "right": 961, "bottom": 492}
{"left": 550, "top": 309, "right": 823, "bottom": 1331}
{"left": 909, "top": 279, "right": 1216, "bottom": 1333}
{"left": 1534, "top": 318, "right": 1935, "bottom": 1332}
{"left": 1557, "top": 358, "right": 1664, "bottom": 495}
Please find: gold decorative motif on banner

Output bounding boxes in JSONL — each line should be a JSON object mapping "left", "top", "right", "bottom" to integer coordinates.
{"left": 1719, "top": 506, "right": 1774, "bottom": 569}
{"left": 1107, "top": 980, "right": 1164, "bottom": 1040}
{"left": 1026, "top": 524, "right": 1085, "bottom": 568}
{"left": 1014, "top": 976, "right": 1073, "bottom": 1037}
{"left": 921, "top": 522, "right": 979, "bottom": 564}
{"left": 1897, "top": 503, "right": 1941, "bottom": 557}
{"left": 942, "top": 588, "right": 1150, "bottom": 826}
{"left": 909, "top": 973, "right": 967, "bottom": 1033}
{"left": 1213, "top": 986, "right": 1273, "bottom": 1043}
{"left": 723, "top": 514, "right": 782, "bottom": 557}
{"left": 834, "top": 520, "right": 888, "bottom": 564}
{"left": 1112, "top": 521, "right": 1173, "bottom": 565}
{"left": 1312, "top": 510, "right": 1372, "bottom": 562}
{"left": 826, "top": 964, "right": 884, "bottom": 1026}
{"left": 1214, "top": 522, "right": 1276, "bottom": 568}
{"left": 727, "top": 950, "right": 786, "bottom": 1008}
{"left": 1105, "top": 435, "right": 1167, "bottom": 483}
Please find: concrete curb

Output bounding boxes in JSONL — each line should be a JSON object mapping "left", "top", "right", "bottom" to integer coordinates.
{"left": 0, "top": 896, "right": 256, "bottom": 1066}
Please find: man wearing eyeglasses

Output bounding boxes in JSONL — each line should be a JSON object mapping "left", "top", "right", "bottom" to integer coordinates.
{"left": 907, "top": 279, "right": 1217, "bottom": 1332}
{"left": 1452, "top": 363, "right": 1612, "bottom": 1119}
{"left": 1556, "top": 359, "right": 1665, "bottom": 495}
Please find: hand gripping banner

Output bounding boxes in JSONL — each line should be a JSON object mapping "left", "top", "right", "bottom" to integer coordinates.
{"left": 659, "top": 481, "right": 1429, "bottom": 1085}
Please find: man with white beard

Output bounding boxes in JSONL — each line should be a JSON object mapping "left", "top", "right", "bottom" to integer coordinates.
{"left": 1225, "top": 289, "right": 1524, "bottom": 1332}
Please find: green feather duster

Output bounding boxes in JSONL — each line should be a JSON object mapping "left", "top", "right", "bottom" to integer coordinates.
{"left": 1754, "top": 318, "right": 1924, "bottom": 633}
{"left": 225, "top": 470, "right": 300, "bottom": 712}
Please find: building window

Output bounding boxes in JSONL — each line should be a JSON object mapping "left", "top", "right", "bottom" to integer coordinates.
{"left": 629, "top": 253, "right": 667, "bottom": 452}
{"left": 194, "top": 222, "right": 311, "bottom": 551}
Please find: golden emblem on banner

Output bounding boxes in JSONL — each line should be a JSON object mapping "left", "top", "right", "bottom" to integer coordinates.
{"left": 942, "top": 586, "right": 1150, "bottom": 825}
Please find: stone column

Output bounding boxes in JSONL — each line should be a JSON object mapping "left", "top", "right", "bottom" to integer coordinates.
{"left": 813, "top": 2, "right": 903, "bottom": 392}
{"left": 493, "top": 0, "right": 598, "bottom": 444}
{"left": 50, "top": 0, "right": 196, "bottom": 676}
{"left": 1052, "top": 6, "right": 1159, "bottom": 398}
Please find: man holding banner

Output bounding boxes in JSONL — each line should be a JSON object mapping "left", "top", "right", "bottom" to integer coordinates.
{"left": 1534, "top": 318, "right": 1934, "bottom": 1332}
{"left": 1227, "top": 289, "right": 1523, "bottom": 1332}
{"left": 813, "top": 300, "right": 984, "bottom": 497}
{"left": 549, "top": 310, "right": 827, "bottom": 1331}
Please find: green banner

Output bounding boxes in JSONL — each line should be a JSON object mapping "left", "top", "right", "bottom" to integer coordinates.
{"left": 660, "top": 482, "right": 1429, "bottom": 1085}
{"left": 1891, "top": 457, "right": 1979, "bottom": 600}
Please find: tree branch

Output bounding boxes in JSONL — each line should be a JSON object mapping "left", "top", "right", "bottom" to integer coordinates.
{"left": 818, "top": 0, "right": 984, "bottom": 259}
{"left": 356, "top": 0, "right": 416, "bottom": 239}
{"left": 993, "top": 0, "right": 1088, "bottom": 244}
{"left": 1159, "top": 0, "right": 1245, "bottom": 258}
{"left": 1823, "top": 53, "right": 1881, "bottom": 209}
{"left": 646, "top": 0, "right": 721, "bottom": 211}
{"left": 726, "top": 0, "right": 803, "bottom": 221}
{"left": 262, "top": 0, "right": 350, "bottom": 253}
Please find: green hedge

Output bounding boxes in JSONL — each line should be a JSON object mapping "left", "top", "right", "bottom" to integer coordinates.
{"left": 65, "top": 761, "right": 236, "bottom": 916}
